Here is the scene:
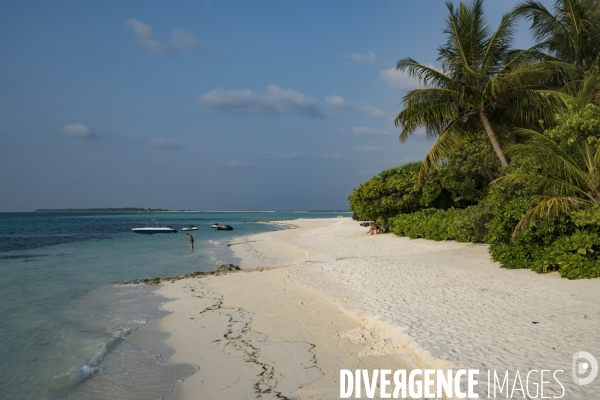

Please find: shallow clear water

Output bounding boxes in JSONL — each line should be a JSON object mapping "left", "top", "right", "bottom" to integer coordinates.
{"left": 0, "top": 211, "right": 350, "bottom": 399}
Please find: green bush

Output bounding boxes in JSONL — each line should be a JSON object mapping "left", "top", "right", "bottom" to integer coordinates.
{"left": 532, "top": 230, "right": 600, "bottom": 279}
{"left": 390, "top": 180, "right": 600, "bottom": 279}
{"left": 390, "top": 208, "right": 462, "bottom": 241}
{"left": 368, "top": 163, "right": 600, "bottom": 279}
{"left": 348, "top": 139, "right": 498, "bottom": 223}
{"left": 530, "top": 207, "right": 600, "bottom": 279}
{"left": 389, "top": 206, "right": 490, "bottom": 243}
{"left": 348, "top": 163, "right": 422, "bottom": 222}
{"left": 487, "top": 217, "right": 569, "bottom": 270}
{"left": 454, "top": 202, "right": 493, "bottom": 243}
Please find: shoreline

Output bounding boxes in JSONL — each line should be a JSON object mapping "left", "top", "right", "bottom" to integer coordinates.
{"left": 156, "top": 218, "right": 600, "bottom": 399}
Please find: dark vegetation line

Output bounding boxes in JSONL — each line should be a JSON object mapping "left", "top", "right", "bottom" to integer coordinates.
{"left": 348, "top": 0, "right": 600, "bottom": 279}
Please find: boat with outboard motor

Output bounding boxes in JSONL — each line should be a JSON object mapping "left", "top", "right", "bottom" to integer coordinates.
{"left": 132, "top": 219, "right": 178, "bottom": 234}
{"left": 212, "top": 224, "right": 233, "bottom": 231}
{"left": 181, "top": 225, "right": 198, "bottom": 231}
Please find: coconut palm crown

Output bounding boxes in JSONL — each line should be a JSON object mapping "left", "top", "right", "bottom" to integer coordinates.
{"left": 514, "top": 0, "right": 600, "bottom": 73}
{"left": 394, "top": 0, "right": 570, "bottom": 185}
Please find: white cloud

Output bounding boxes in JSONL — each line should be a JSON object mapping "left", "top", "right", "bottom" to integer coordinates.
{"left": 325, "top": 95, "right": 385, "bottom": 118}
{"left": 147, "top": 138, "right": 181, "bottom": 149}
{"left": 379, "top": 68, "right": 421, "bottom": 90}
{"left": 171, "top": 28, "right": 202, "bottom": 50}
{"left": 140, "top": 39, "right": 170, "bottom": 54}
{"left": 186, "top": 146, "right": 199, "bottom": 154}
{"left": 60, "top": 123, "right": 94, "bottom": 138}
{"left": 226, "top": 160, "right": 250, "bottom": 167}
{"left": 318, "top": 153, "right": 345, "bottom": 159}
{"left": 200, "top": 85, "right": 323, "bottom": 117}
{"left": 124, "top": 18, "right": 152, "bottom": 39}
{"left": 325, "top": 95, "right": 350, "bottom": 108}
{"left": 124, "top": 19, "right": 202, "bottom": 55}
{"left": 355, "top": 104, "right": 385, "bottom": 118}
{"left": 265, "top": 151, "right": 301, "bottom": 159}
{"left": 356, "top": 145, "right": 380, "bottom": 152}
{"left": 352, "top": 127, "right": 390, "bottom": 136}
{"left": 343, "top": 51, "right": 378, "bottom": 63}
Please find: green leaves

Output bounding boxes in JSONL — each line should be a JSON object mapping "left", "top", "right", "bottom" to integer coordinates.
{"left": 497, "top": 118, "right": 600, "bottom": 232}
{"left": 390, "top": 204, "right": 493, "bottom": 243}
{"left": 531, "top": 229, "right": 600, "bottom": 278}
{"left": 395, "top": 0, "right": 566, "bottom": 179}
{"left": 515, "top": 0, "right": 600, "bottom": 72}
{"left": 348, "top": 163, "right": 422, "bottom": 222}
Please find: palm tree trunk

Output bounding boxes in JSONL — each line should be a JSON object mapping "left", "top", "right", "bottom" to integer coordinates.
{"left": 480, "top": 112, "right": 508, "bottom": 167}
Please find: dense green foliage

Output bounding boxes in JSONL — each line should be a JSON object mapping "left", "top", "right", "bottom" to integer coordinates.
{"left": 349, "top": 0, "right": 600, "bottom": 279}
{"left": 390, "top": 188, "right": 600, "bottom": 279}
{"left": 348, "top": 163, "right": 422, "bottom": 222}
{"left": 394, "top": 0, "right": 570, "bottom": 183}
{"left": 348, "top": 139, "right": 498, "bottom": 222}
{"left": 389, "top": 206, "right": 487, "bottom": 243}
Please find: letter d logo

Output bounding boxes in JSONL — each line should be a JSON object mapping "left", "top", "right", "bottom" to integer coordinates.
{"left": 572, "top": 351, "right": 598, "bottom": 386}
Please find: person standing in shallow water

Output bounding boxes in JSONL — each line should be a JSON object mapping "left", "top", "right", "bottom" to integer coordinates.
{"left": 186, "top": 233, "right": 194, "bottom": 250}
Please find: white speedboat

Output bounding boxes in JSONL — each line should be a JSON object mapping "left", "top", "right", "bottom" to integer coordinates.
{"left": 181, "top": 225, "right": 198, "bottom": 231}
{"left": 132, "top": 219, "right": 178, "bottom": 234}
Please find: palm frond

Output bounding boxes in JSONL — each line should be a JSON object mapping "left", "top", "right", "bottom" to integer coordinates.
{"left": 513, "top": 195, "right": 592, "bottom": 235}
{"left": 417, "top": 121, "right": 467, "bottom": 187}
{"left": 508, "top": 129, "right": 590, "bottom": 187}
{"left": 515, "top": 0, "right": 600, "bottom": 71}
{"left": 573, "top": 72, "right": 599, "bottom": 108}
{"left": 395, "top": 88, "right": 459, "bottom": 141}
{"left": 396, "top": 58, "right": 453, "bottom": 88}
{"left": 497, "top": 173, "right": 592, "bottom": 200}
{"left": 483, "top": 11, "right": 518, "bottom": 72}
{"left": 441, "top": 0, "right": 488, "bottom": 77}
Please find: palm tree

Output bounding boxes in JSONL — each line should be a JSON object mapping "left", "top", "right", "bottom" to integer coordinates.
{"left": 495, "top": 73, "right": 600, "bottom": 233}
{"left": 514, "top": 0, "right": 600, "bottom": 74}
{"left": 496, "top": 131, "right": 600, "bottom": 233}
{"left": 395, "top": 0, "right": 570, "bottom": 184}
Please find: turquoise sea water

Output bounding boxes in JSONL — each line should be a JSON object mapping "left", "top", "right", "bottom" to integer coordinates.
{"left": 0, "top": 211, "right": 350, "bottom": 399}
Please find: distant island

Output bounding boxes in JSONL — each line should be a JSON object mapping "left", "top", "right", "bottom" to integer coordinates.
{"left": 34, "top": 208, "right": 169, "bottom": 212}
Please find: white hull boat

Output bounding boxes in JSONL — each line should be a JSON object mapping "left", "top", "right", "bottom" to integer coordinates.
{"left": 132, "top": 219, "right": 178, "bottom": 234}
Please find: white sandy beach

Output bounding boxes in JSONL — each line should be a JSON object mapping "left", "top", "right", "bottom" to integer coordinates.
{"left": 158, "top": 218, "right": 600, "bottom": 399}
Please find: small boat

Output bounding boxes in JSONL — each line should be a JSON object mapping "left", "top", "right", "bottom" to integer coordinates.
{"left": 132, "top": 219, "right": 178, "bottom": 234}
{"left": 181, "top": 225, "right": 198, "bottom": 231}
{"left": 212, "top": 224, "right": 233, "bottom": 231}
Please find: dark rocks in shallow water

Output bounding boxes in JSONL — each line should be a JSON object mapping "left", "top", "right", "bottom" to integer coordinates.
{"left": 214, "top": 264, "right": 241, "bottom": 272}
{"left": 144, "top": 277, "right": 162, "bottom": 286}
{"left": 126, "top": 265, "right": 244, "bottom": 286}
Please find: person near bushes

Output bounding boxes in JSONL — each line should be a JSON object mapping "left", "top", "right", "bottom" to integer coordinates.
{"left": 367, "top": 221, "right": 379, "bottom": 235}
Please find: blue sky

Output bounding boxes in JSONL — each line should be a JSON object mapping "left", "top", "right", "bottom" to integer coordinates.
{"left": 0, "top": 0, "right": 552, "bottom": 211}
